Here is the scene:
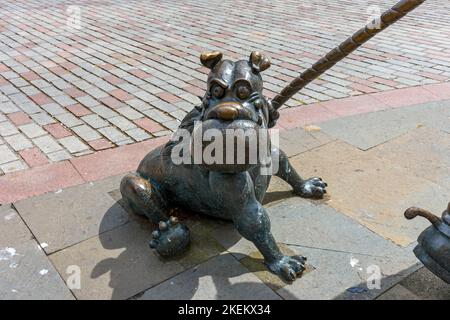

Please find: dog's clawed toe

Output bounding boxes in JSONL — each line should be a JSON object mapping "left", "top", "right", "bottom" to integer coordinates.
{"left": 149, "top": 216, "right": 190, "bottom": 257}
{"left": 295, "top": 177, "right": 327, "bottom": 199}
{"left": 267, "top": 255, "right": 306, "bottom": 282}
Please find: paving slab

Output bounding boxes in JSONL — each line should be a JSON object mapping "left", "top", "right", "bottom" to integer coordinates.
{"left": 49, "top": 220, "right": 185, "bottom": 300}
{"left": 14, "top": 175, "right": 128, "bottom": 254}
{"left": 278, "top": 126, "right": 334, "bottom": 157}
{"left": 318, "top": 100, "right": 450, "bottom": 150}
{"left": 368, "top": 126, "right": 450, "bottom": 185}
{"left": 276, "top": 245, "right": 420, "bottom": 300}
{"left": 268, "top": 198, "right": 415, "bottom": 258}
{"left": 0, "top": 204, "right": 74, "bottom": 300}
{"left": 289, "top": 141, "right": 448, "bottom": 246}
{"left": 135, "top": 254, "right": 281, "bottom": 300}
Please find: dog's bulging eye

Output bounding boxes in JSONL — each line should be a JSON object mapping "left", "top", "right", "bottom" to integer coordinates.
{"left": 211, "top": 85, "right": 225, "bottom": 98}
{"left": 236, "top": 85, "right": 250, "bottom": 100}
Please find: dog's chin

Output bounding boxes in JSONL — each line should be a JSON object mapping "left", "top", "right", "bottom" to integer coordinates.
{"left": 190, "top": 119, "right": 269, "bottom": 173}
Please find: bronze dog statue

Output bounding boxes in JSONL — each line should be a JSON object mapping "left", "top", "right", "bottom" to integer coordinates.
{"left": 121, "top": 51, "right": 327, "bottom": 281}
{"left": 120, "top": 0, "right": 425, "bottom": 282}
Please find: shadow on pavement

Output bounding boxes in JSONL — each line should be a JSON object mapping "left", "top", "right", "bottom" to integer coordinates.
{"left": 92, "top": 198, "right": 291, "bottom": 300}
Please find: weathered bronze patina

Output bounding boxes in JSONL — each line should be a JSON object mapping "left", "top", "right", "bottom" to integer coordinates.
{"left": 120, "top": 0, "right": 426, "bottom": 282}
{"left": 405, "top": 203, "right": 450, "bottom": 284}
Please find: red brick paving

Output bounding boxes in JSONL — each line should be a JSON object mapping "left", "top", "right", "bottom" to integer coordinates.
{"left": 321, "top": 94, "right": 389, "bottom": 117}
{"left": 157, "top": 92, "right": 182, "bottom": 104}
{"left": 88, "top": 138, "right": 114, "bottom": 151}
{"left": 7, "top": 111, "right": 32, "bottom": 126}
{"left": 104, "top": 75, "right": 125, "bottom": 85}
{"left": 18, "top": 147, "right": 49, "bottom": 168}
{"left": 0, "top": 161, "right": 84, "bottom": 204}
{"left": 43, "top": 123, "right": 73, "bottom": 139}
{"left": 134, "top": 118, "right": 164, "bottom": 133}
{"left": 100, "top": 96, "right": 124, "bottom": 109}
{"left": 65, "top": 87, "right": 87, "bottom": 98}
{"left": 277, "top": 103, "right": 339, "bottom": 129}
{"left": 66, "top": 104, "right": 92, "bottom": 117}
{"left": 29, "top": 93, "right": 53, "bottom": 106}
{"left": 70, "top": 136, "right": 169, "bottom": 182}
{"left": 21, "top": 71, "right": 40, "bottom": 81}
{"left": 422, "top": 82, "right": 450, "bottom": 100}
{"left": 371, "top": 86, "right": 440, "bottom": 108}
{"left": 130, "top": 69, "right": 151, "bottom": 79}
{"left": 110, "top": 89, "right": 134, "bottom": 102}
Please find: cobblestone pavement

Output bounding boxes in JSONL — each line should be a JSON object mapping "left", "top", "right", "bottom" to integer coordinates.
{"left": 1, "top": 0, "right": 450, "bottom": 175}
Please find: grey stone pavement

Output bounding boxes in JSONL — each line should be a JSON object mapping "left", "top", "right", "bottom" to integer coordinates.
{"left": 1, "top": 0, "right": 450, "bottom": 175}
{"left": 1, "top": 99, "right": 449, "bottom": 300}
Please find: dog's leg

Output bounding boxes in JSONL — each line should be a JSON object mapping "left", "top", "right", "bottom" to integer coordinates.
{"left": 120, "top": 173, "right": 190, "bottom": 257}
{"left": 234, "top": 200, "right": 306, "bottom": 282}
{"left": 272, "top": 147, "right": 327, "bottom": 198}
{"left": 211, "top": 172, "right": 305, "bottom": 282}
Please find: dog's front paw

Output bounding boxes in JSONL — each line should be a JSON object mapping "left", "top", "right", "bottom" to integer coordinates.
{"left": 149, "top": 216, "right": 190, "bottom": 257}
{"left": 295, "top": 177, "right": 327, "bottom": 198}
{"left": 267, "top": 255, "right": 306, "bottom": 282}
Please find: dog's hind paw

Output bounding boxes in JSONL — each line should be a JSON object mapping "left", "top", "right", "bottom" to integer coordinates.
{"left": 267, "top": 255, "right": 306, "bottom": 282}
{"left": 149, "top": 216, "right": 190, "bottom": 257}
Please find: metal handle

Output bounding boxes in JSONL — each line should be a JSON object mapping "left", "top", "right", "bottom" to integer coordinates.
{"left": 404, "top": 207, "right": 442, "bottom": 228}
{"left": 272, "top": 0, "right": 427, "bottom": 110}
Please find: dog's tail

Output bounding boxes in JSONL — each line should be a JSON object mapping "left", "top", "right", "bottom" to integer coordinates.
{"left": 271, "top": 0, "right": 426, "bottom": 110}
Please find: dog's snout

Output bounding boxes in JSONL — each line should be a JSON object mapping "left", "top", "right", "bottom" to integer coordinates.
{"left": 216, "top": 104, "right": 239, "bottom": 120}
{"left": 206, "top": 102, "right": 254, "bottom": 121}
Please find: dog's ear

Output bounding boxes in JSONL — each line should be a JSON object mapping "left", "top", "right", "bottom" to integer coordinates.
{"left": 200, "top": 51, "right": 223, "bottom": 69}
{"left": 250, "top": 51, "right": 271, "bottom": 73}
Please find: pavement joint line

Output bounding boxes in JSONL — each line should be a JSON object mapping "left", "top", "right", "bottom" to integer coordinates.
{"left": 285, "top": 243, "right": 392, "bottom": 259}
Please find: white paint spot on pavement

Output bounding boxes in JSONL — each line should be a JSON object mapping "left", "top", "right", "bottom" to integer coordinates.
{"left": 0, "top": 247, "right": 17, "bottom": 261}
{"left": 4, "top": 212, "right": 16, "bottom": 220}
{"left": 39, "top": 269, "right": 49, "bottom": 275}
{"left": 350, "top": 256, "right": 360, "bottom": 268}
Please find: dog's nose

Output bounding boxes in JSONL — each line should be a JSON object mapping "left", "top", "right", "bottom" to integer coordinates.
{"left": 216, "top": 104, "right": 239, "bottom": 120}
{"left": 206, "top": 102, "right": 242, "bottom": 121}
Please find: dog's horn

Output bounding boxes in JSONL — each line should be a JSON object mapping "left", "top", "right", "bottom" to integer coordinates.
{"left": 250, "top": 51, "right": 271, "bottom": 72}
{"left": 200, "top": 51, "right": 223, "bottom": 69}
